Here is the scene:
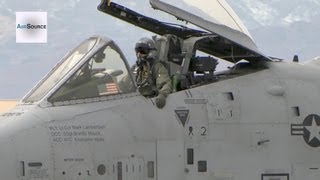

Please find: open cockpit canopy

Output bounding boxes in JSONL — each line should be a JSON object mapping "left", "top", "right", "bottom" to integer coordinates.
{"left": 21, "top": 0, "right": 272, "bottom": 104}
{"left": 98, "top": 0, "right": 271, "bottom": 62}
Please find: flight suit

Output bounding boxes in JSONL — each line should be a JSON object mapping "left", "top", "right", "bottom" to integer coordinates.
{"left": 137, "top": 62, "right": 172, "bottom": 98}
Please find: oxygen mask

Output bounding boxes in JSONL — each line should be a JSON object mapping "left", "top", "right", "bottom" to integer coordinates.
{"left": 135, "top": 47, "right": 150, "bottom": 66}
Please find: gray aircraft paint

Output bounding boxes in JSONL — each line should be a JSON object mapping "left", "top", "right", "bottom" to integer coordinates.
{"left": 0, "top": 1, "right": 319, "bottom": 180}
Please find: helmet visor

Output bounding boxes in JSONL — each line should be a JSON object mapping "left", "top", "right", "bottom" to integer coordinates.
{"left": 135, "top": 43, "right": 150, "bottom": 54}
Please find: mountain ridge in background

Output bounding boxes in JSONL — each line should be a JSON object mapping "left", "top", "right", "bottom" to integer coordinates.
{"left": 228, "top": 0, "right": 320, "bottom": 60}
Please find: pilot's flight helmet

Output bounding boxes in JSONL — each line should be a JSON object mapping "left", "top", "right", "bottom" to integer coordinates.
{"left": 135, "top": 37, "right": 157, "bottom": 60}
{"left": 94, "top": 49, "right": 105, "bottom": 63}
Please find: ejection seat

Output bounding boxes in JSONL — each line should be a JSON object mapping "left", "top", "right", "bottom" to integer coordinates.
{"left": 154, "top": 34, "right": 218, "bottom": 92}
{"left": 154, "top": 34, "right": 186, "bottom": 92}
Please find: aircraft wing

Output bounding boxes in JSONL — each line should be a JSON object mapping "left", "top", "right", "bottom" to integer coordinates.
{"left": 97, "top": 0, "right": 271, "bottom": 62}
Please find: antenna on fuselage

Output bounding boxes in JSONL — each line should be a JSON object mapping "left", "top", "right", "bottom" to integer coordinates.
{"left": 293, "top": 55, "right": 299, "bottom": 62}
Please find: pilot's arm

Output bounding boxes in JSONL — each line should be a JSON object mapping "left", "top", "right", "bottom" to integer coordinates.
{"left": 154, "top": 63, "right": 172, "bottom": 108}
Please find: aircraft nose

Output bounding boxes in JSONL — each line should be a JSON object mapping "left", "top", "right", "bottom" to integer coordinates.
{"left": 0, "top": 111, "right": 44, "bottom": 179}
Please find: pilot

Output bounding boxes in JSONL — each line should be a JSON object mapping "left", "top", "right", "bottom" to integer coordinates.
{"left": 134, "top": 37, "right": 172, "bottom": 108}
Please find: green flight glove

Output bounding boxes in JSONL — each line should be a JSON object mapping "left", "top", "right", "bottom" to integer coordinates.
{"left": 155, "top": 93, "right": 166, "bottom": 109}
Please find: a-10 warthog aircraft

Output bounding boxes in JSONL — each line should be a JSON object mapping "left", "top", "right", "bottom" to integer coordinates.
{"left": 1, "top": 0, "right": 320, "bottom": 179}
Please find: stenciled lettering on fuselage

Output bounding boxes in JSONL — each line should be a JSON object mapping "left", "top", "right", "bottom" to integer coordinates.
{"left": 48, "top": 124, "right": 106, "bottom": 144}
{"left": 291, "top": 114, "right": 320, "bottom": 147}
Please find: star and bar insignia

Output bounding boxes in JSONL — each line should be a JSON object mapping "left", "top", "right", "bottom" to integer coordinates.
{"left": 291, "top": 114, "right": 320, "bottom": 147}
